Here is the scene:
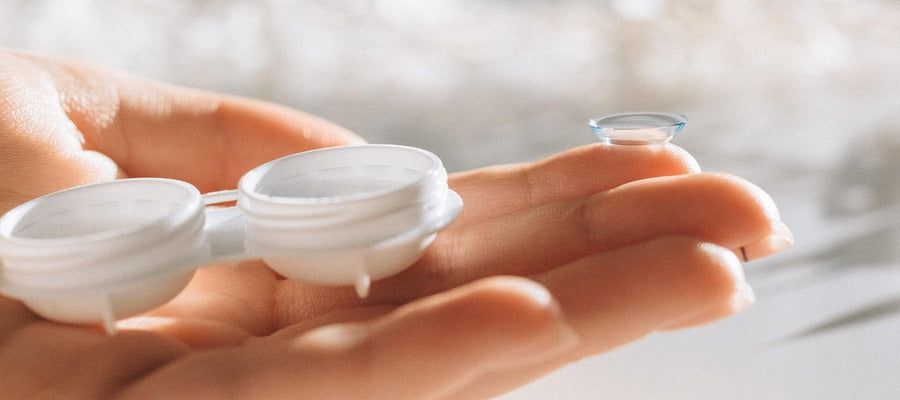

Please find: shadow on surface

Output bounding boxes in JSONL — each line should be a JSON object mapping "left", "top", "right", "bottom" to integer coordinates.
{"left": 760, "top": 130, "right": 900, "bottom": 341}
{"left": 779, "top": 295, "right": 900, "bottom": 343}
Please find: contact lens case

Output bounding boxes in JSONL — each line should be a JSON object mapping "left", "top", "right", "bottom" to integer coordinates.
{"left": 0, "top": 144, "right": 462, "bottom": 333}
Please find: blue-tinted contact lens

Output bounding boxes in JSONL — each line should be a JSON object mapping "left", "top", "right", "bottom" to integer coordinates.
{"left": 589, "top": 112, "right": 687, "bottom": 145}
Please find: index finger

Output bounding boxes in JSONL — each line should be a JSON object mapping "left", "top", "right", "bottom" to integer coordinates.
{"left": 449, "top": 143, "right": 700, "bottom": 224}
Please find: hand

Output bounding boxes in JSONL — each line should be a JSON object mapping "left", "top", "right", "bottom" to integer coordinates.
{"left": 0, "top": 51, "right": 792, "bottom": 399}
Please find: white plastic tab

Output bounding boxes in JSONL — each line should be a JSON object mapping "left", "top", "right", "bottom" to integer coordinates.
{"left": 203, "top": 206, "right": 246, "bottom": 264}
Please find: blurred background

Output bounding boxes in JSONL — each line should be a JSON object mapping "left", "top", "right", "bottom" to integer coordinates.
{"left": 2, "top": 0, "right": 898, "bottom": 398}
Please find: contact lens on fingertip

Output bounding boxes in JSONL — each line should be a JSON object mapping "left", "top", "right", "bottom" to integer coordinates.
{"left": 589, "top": 112, "right": 687, "bottom": 145}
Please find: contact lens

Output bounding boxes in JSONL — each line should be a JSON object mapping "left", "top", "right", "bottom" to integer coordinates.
{"left": 589, "top": 112, "right": 687, "bottom": 145}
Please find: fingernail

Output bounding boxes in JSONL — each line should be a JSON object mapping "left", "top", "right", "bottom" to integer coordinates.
{"left": 740, "top": 220, "right": 794, "bottom": 261}
{"left": 722, "top": 247, "right": 754, "bottom": 312}
{"left": 731, "top": 282, "right": 756, "bottom": 312}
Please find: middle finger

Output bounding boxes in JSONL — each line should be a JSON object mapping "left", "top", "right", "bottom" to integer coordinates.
{"left": 373, "top": 172, "right": 778, "bottom": 301}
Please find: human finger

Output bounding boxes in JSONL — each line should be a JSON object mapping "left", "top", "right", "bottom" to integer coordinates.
{"left": 449, "top": 143, "right": 699, "bottom": 224}
{"left": 732, "top": 215, "right": 794, "bottom": 261}
{"left": 447, "top": 236, "right": 751, "bottom": 399}
{"left": 372, "top": 173, "right": 782, "bottom": 301}
{"left": 0, "top": 52, "right": 121, "bottom": 211}
{"left": 115, "top": 277, "right": 577, "bottom": 400}
{"left": 0, "top": 321, "right": 188, "bottom": 400}
{"left": 538, "top": 237, "right": 752, "bottom": 349}
{"left": 2, "top": 51, "right": 363, "bottom": 195}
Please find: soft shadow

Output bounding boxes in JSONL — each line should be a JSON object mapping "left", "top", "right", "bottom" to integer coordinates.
{"left": 760, "top": 129, "right": 900, "bottom": 340}
{"left": 777, "top": 295, "right": 900, "bottom": 344}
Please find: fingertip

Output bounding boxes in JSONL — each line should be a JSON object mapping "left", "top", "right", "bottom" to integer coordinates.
{"left": 451, "top": 276, "right": 575, "bottom": 345}
{"left": 692, "top": 242, "right": 749, "bottom": 308}
{"left": 667, "top": 173, "right": 782, "bottom": 247}
{"left": 738, "top": 219, "right": 795, "bottom": 262}
{"left": 664, "top": 143, "right": 701, "bottom": 173}
{"left": 659, "top": 241, "right": 755, "bottom": 330}
{"left": 704, "top": 172, "right": 781, "bottom": 222}
{"left": 698, "top": 241, "right": 746, "bottom": 287}
{"left": 731, "top": 282, "right": 756, "bottom": 313}
{"left": 698, "top": 173, "right": 792, "bottom": 260}
{"left": 590, "top": 142, "right": 701, "bottom": 176}
{"left": 321, "top": 277, "right": 578, "bottom": 399}
{"left": 466, "top": 276, "right": 558, "bottom": 313}
{"left": 441, "top": 276, "right": 580, "bottom": 369}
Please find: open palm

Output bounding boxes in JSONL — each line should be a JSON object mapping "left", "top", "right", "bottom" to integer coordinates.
{"left": 0, "top": 51, "right": 791, "bottom": 399}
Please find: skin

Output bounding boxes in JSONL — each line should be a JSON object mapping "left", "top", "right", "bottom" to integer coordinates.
{"left": 0, "top": 50, "right": 792, "bottom": 400}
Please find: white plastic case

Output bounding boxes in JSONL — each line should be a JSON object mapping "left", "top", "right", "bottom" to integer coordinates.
{"left": 0, "top": 144, "right": 462, "bottom": 334}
